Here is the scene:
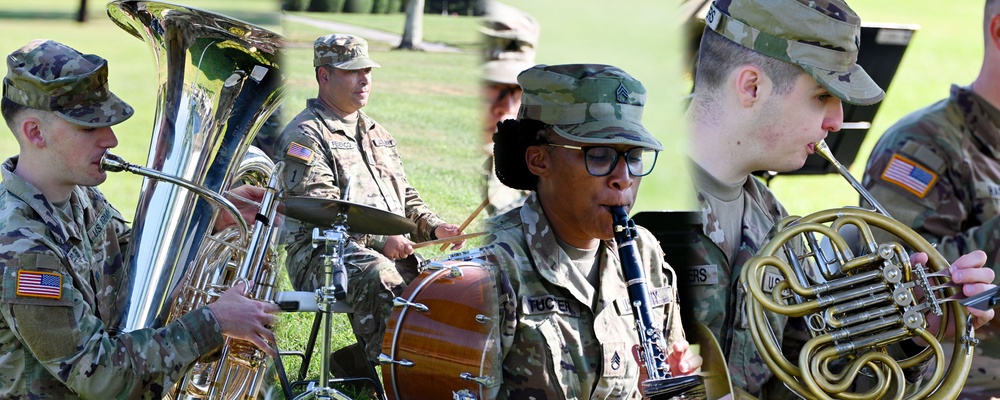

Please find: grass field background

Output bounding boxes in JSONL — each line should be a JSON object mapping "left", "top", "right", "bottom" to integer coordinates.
{"left": 0, "top": 0, "right": 987, "bottom": 397}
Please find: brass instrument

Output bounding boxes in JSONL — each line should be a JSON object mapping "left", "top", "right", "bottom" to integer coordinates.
{"left": 739, "top": 141, "right": 975, "bottom": 400}
{"left": 104, "top": 1, "right": 285, "bottom": 399}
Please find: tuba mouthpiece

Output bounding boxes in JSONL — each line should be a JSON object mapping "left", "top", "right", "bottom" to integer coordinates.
{"left": 99, "top": 151, "right": 130, "bottom": 173}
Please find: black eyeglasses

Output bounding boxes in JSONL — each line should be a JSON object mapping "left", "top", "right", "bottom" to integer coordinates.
{"left": 546, "top": 144, "right": 658, "bottom": 177}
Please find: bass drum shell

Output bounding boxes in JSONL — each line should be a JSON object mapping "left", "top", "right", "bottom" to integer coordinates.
{"left": 381, "top": 259, "right": 501, "bottom": 400}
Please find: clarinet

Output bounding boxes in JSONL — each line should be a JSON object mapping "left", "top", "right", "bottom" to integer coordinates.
{"left": 612, "top": 206, "right": 704, "bottom": 398}
{"left": 611, "top": 206, "right": 672, "bottom": 380}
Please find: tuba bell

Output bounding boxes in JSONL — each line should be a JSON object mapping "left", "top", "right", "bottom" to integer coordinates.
{"left": 103, "top": 1, "right": 285, "bottom": 398}
{"left": 739, "top": 140, "right": 975, "bottom": 399}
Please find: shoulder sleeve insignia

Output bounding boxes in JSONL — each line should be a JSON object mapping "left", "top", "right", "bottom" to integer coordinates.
{"left": 285, "top": 142, "right": 314, "bottom": 163}
{"left": 16, "top": 270, "right": 62, "bottom": 299}
{"left": 881, "top": 154, "right": 938, "bottom": 198}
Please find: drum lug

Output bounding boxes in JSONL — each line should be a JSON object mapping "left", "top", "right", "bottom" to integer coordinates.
{"left": 378, "top": 353, "right": 414, "bottom": 367}
{"left": 449, "top": 266, "right": 463, "bottom": 277}
{"left": 460, "top": 372, "right": 497, "bottom": 387}
{"left": 392, "top": 296, "right": 429, "bottom": 312}
{"left": 475, "top": 314, "right": 491, "bottom": 324}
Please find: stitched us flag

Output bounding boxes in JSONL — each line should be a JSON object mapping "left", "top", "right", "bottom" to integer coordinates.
{"left": 881, "top": 154, "right": 938, "bottom": 198}
{"left": 286, "top": 142, "right": 314, "bottom": 162}
{"left": 16, "top": 270, "right": 61, "bottom": 299}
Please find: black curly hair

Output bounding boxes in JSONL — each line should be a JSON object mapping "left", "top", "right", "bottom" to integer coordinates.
{"left": 492, "top": 118, "right": 548, "bottom": 191}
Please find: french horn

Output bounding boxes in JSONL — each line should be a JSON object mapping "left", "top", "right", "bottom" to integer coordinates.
{"left": 104, "top": 1, "right": 285, "bottom": 399}
{"left": 739, "top": 141, "right": 975, "bottom": 400}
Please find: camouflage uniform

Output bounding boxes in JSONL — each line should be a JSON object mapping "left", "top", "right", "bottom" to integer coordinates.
{"left": 488, "top": 194, "right": 685, "bottom": 400}
{"left": 862, "top": 84, "right": 1000, "bottom": 396}
{"left": 486, "top": 64, "right": 682, "bottom": 399}
{"left": 279, "top": 34, "right": 445, "bottom": 360}
{"left": 684, "top": 163, "right": 792, "bottom": 398}
{"left": 0, "top": 40, "right": 224, "bottom": 398}
{"left": 481, "top": 2, "right": 538, "bottom": 217}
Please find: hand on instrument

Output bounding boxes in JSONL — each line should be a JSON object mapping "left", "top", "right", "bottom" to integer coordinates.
{"left": 207, "top": 280, "right": 281, "bottom": 357}
{"left": 667, "top": 340, "right": 702, "bottom": 377}
{"left": 214, "top": 185, "right": 269, "bottom": 232}
{"left": 434, "top": 223, "right": 467, "bottom": 251}
{"left": 382, "top": 235, "right": 415, "bottom": 260}
{"left": 912, "top": 250, "right": 995, "bottom": 341}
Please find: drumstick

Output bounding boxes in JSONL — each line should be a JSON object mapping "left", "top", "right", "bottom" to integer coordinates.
{"left": 415, "top": 231, "right": 487, "bottom": 250}
{"left": 439, "top": 197, "right": 491, "bottom": 251}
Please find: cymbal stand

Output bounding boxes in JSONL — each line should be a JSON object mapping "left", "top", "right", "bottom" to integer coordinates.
{"left": 292, "top": 206, "right": 352, "bottom": 400}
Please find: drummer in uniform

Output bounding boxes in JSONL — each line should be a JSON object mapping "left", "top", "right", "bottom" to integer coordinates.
{"left": 277, "top": 34, "right": 466, "bottom": 380}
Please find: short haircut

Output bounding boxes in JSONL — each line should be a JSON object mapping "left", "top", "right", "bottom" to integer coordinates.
{"left": 693, "top": 29, "right": 803, "bottom": 99}
{"left": 1, "top": 97, "right": 29, "bottom": 133}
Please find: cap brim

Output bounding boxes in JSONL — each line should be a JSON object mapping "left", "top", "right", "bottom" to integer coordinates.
{"left": 483, "top": 60, "right": 533, "bottom": 85}
{"left": 551, "top": 120, "right": 663, "bottom": 151}
{"left": 805, "top": 63, "right": 885, "bottom": 106}
{"left": 55, "top": 92, "right": 134, "bottom": 128}
{"left": 329, "top": 58, "right": 381, "bottom": 70}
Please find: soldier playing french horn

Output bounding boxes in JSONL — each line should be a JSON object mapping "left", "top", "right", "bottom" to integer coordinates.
{"left": 485, "top": 63, "right": 702, "bottom": 399}
{"left": 0, "top": 39, "right": 280, "bottom": 398}
{"left": 684, "top": 0, "right": 997, "bottom": 398}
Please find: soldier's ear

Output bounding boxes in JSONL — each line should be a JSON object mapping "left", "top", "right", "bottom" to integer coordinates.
{"left": 732, "top": 65, "right": 763, "bottom": 108}
{"left": 525, "top": 144, "right": 549, "bottom": 177}
{"left": 989, "top": 13, "right": 1000, "bottom": 51}
{"left": 20, "top": 116, "right": 46, "bottom": 148}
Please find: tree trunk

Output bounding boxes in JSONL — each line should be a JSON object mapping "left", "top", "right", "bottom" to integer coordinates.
{"left": 76, "top": 0, "right": 88, "bottom": 22}
{"left": 397, "top": 0, "right": 424, "bottom": 50}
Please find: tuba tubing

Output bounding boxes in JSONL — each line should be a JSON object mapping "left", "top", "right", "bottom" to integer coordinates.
{"left": 737, "top": 140, "right": 974, "bottom": 400}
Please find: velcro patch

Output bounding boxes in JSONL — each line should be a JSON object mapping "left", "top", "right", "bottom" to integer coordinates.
{"left": 614, "top": 286, "right": 673, "bottom": 316}
{"left": 761, "top": 271, "right": 791, "bottom": 298}
{"left": 285, "top": 142, "right": 314, "bottom": 163}
{"left": 603, "top": 342, "right": 627, "bottom": 377}
{"left": 16, "top": 270, "right": 62, "bottom": 300}
{"left": 522, "top": 295, "right": 578, "bottom": 317}
{"left": 330, "top": 140, "right": 355, "bottom": 150}
{"left": 881, "top": 154, "right": 937, "bottom": 198}
{"left": 372, "top": 138, "right": 396, "bottom": 147}
{"left": 685, "top": 264, "right": 720, "bottom": 286}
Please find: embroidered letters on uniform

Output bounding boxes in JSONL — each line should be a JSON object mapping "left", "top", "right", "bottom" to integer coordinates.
{"left": 686, "top": 264, "right": 720, "bottom": 285}
{"left": 614, "top": 286, "right": 673, "bottom": 316}
{"left": 372, "top": 138, "right": 397, "bottom": 147}
{"left": 330, "top": 141, "right": 355, "bottom": 150}
{"left": 881, "top": 154, "right": 937, "bottom": 198}
{"left": 762, "top": 271, "right": 791, "bottom": 297}
{"left": 16, "top": 270, "right": 61, "bottom": 299}
{"left": 522, "top": 295, "right": 578, "bottom": 317}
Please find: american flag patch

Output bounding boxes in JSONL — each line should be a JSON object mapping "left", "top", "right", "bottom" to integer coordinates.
{"left": 286, "top": 142, "right": 314, "bottom": 162}
{"left": 16, "top": 270, "right": 62, "bottom": 299}
{"left": 882, "top": 154, "right": 938, "bottom": 198}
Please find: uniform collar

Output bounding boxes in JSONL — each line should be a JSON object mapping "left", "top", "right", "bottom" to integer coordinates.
{"left": 1, "top": 156, "right": 82, "bottom": 243}
{"left": 307, "top": 98, "right": 376, "bottom": 136}
{"left": 953, "top": 85, "right": 1000, "bottom": 158}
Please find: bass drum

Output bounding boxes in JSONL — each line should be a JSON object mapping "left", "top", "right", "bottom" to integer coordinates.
{"left": 380, "top": 257, "right": 502, "bottom": 400}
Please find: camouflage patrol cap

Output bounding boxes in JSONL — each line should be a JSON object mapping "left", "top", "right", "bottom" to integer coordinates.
{"left": 517, "top": 64, "right": 663, "bottom": 151}
{"left": 313, "top": 34, "right": 381, "bottom": 70}
{"left": 3, "top": 39, "right": 134, "bottom": 127}
{"left": 706, "top": 0, "right": 885, "bottom": 106}
{"left": 482, "top": 2, "right": 539, "bottom": 85}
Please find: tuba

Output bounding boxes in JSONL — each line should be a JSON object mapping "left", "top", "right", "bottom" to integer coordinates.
{"left": 104, "top": 1, "right": 285, "bottom": 398}
{"left": 739, "top": 141, "right": 974, "bottom": 399}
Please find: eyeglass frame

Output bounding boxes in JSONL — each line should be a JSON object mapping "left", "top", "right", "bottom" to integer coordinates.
{"left": 545, "top": 143, "right": 659, "bottom": 177}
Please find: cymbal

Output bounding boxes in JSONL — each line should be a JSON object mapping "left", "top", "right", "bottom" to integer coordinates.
{"left": 282, "top": 196, "right": 417, "bottom": 235}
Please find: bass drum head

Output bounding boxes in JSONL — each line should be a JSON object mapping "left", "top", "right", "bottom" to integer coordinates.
{"left": 381, "top": 259, "right": 502, "bottom": 400}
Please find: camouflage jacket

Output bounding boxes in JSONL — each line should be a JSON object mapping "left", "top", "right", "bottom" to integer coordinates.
{"left": 862, "top": 84, "right": 1000, "bottom": 391}
{"left": 863, "top": 85, "right": 1000, "bottom": 269}
{"left": 277, "top": 99, "right": 445, "bottom": 285}
{"left": 0, "top": 157, "right": 224, "bottom": 399}
{"left": 684, "top": 169, "right": 790, "bottom": 398}
{"left": 487, "top": 193, "right": 685, "bottom": 400}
